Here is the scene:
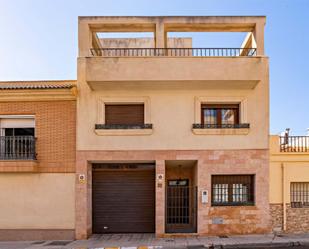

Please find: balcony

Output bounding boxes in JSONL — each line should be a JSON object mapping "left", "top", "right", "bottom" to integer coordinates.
{"left": 280, "top": 136, "right": 309, "bottom": 153}
{"left": 0, "top": 136, "right": 36, "bottom": 160}
{"left": 80, "top": 16, "right": 267, "bottom": 90}
{"left": 85, "top": 50, "right": 266, "bottom": 90}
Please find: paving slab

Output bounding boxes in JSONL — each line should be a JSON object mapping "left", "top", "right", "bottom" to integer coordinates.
{"left": 1, "top": 233, "right": 309, "bottom": 249}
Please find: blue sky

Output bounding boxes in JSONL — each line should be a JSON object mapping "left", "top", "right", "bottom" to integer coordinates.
{"left": 0, "top": 0, "right": 308, "bottom": 135}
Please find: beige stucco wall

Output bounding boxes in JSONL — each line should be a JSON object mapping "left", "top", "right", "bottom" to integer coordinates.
{"left": 0, "top": 173, "right": 75, "bottom": 229}
{"left": 76, "top": 77, "right": 269, "bottom": 150}
{"left": 77, "top": 16, "right": 269, "bottom": 151}
{"left": 269, "top": 135, "right": 309, "bottom": 204}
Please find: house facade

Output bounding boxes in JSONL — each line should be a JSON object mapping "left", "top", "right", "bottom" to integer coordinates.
{"left": 0, "top": 81, "right": 77, "bottom": 240}
{"left": 0, "top": 16, "right": 273, "bottom": 240}
{"left": 76, "top": 16, "right": 270, "bottom": 239}
{"left": 270, "top": 132, "right": 309, "bottom": 233}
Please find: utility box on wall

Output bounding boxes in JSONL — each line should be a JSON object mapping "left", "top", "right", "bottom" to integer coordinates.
{"left": 201, "top": 189, "right": 208, "bottom": 203}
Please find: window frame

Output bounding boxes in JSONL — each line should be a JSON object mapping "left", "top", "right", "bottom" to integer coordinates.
{"left": 201, "top": 104, "right": 240, "bottom": 126}
{"left": 211, "top": 174, "right": 255, "bottom": 206}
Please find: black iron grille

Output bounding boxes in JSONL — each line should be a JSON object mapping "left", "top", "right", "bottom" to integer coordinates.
{"left": 211, "top": 175, "right": 254, "bottom": 206}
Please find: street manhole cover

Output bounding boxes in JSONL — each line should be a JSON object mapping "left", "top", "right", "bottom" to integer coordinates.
{"left": 45, "top": 240, "right": 72, "bottom": 246}
{"left": 31, "top": 241, "right": 45, "bottom": 245}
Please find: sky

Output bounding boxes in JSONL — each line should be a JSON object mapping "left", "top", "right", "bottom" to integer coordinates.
{"left": 0, "top": 0, "right": 308, "bottom": 135}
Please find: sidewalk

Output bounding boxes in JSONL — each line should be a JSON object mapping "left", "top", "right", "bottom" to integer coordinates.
{"left": 1, "top": 233, "right": 309, "bottom": 249}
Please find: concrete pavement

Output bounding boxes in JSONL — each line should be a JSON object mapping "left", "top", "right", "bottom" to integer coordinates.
{"left": 0, "top": 233, "right": 309, "bottom": 249}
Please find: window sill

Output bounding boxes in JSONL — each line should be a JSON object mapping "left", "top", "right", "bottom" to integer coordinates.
{"left": 95, "top": 128, "right": 153, "bottom": 136}
{"left": 211, "top": 203, "right": 255, "bottom": 207}
{"left": 192, "top": 128, "right": 249, "bottom": 135}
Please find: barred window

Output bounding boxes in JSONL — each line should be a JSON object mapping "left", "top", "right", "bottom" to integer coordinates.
{"left": 211, "top": 175, "right": 254, "bottom": 206}
{"left": 291, "top": 182, "right": 309, "bottom": 208}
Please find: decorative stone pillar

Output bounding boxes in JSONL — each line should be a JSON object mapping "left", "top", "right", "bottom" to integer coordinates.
{"left": 155, "top": 160, "right": 165, "bottom": 236}
{"left": 75, "top": 155, "right": 92, "bottom": 239}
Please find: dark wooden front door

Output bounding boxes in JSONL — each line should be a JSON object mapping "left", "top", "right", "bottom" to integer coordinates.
{"left": 92, "top": 164, "right": 155, "bottom": 233}
{"left": 166, "top": 179, "right": 197, "bottom": 233}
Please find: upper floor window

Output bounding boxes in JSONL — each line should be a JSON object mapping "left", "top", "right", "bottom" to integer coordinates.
{"left": 211, "top": 175, "right": 254, "bottom": 206}
{"left": 291, "top": 182, "right": 309, "bottom": 208}
{"left": 105, "top": 104, "right": 144, "bottom": 125}
{"left": 0, "top": 115, "right": 36, "bottom": 160}
{"left": 201, "top": 104, "right": 239, "bottom": 126}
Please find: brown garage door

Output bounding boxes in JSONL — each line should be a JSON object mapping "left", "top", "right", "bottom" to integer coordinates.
{"left": 92, "top": 164, "right": 155, "bottom": 233}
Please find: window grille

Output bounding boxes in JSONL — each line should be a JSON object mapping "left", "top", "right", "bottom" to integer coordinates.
{"left": 290, "top": 182, "right": 309, "bottom": 208}
{"left": 211, "top": 175, "right": 254, "bottom": 206}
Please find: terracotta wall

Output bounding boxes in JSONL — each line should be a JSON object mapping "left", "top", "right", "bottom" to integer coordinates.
{"left": 75, "top": 149, "right": 270, "bottom": 239}
{"left": 0, "top": 101, "right": 76, "bottom": 172}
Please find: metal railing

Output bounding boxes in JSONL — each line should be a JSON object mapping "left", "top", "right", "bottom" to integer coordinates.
{"left": 90, "top": 48, "right": 257, "bottom": 57}
{"left": 0, "top": 136, "right": 36, "bottom": 160}
{"left": 193, "top": 123, "right": 250, "bottom": 129}
{"left": 280, "top": 136, "right": 309, "bottom": 152}
{"left": 95, "top": 123, "right": 153, "bottom": 129}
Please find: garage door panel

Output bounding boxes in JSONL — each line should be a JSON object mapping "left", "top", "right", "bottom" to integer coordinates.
{"left": 92, "top": 168, "right": 155, "bottom": 233}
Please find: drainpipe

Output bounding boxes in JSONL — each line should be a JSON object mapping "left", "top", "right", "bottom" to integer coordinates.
{"left": 282, "top": 163, "right": 287, "bottom": 231}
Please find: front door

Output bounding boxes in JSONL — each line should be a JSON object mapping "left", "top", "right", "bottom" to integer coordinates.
{"left": 166, "top": 179, "right": 197, "bottom": 233}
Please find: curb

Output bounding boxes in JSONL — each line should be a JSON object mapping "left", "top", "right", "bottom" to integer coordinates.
{"left": 211, "top": 241, "right": 302, "bottom": 249}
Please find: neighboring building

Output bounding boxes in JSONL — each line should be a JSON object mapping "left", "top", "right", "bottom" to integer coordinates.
{"left": 0, "top": 81, "right": 77, "bottom": 240}
{"left": 76, "top": 16, "right": 269, "bottom": 239}
{"left": 0, "top": 16, "right": 271, "bottom": 240}
{"left": 270, "top": 131, "right": 309, "bottom": 233}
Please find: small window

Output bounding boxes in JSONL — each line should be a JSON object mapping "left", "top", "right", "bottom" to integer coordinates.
{"left": 201, "top": 104, "right": 239, "bottom": 126}
{"left": 291, "top": 182, "right": 309, "bottom": 208}
{"left": 105, "top": 104, "right": 144, "bottom": 125}
{"left": 211, "top": 175, "right": 254, "bottom": 206}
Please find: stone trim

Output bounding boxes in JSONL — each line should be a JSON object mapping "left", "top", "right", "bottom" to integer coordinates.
{"left": 95, "top": 128, "right": 153, "bottom": 136}
{"left": 192, "top": 128, "right": 249, "bottom": 135}
{"left": 96, "top": 96, "right": 151, "bottom": 124}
